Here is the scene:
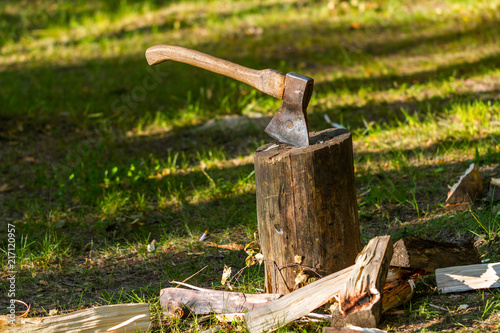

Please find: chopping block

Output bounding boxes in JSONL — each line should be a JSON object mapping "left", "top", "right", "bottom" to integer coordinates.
{"left": 254, "top": 128, "right": 361, "bottom": 295}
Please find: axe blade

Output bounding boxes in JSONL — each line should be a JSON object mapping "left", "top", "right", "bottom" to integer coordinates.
{"left": 265, "top": 72, "right": 313, "bottom": 147}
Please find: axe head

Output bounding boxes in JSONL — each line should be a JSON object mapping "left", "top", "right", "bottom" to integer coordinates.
{"left": 265, "top": 72, "right": 314, "bottom": 147}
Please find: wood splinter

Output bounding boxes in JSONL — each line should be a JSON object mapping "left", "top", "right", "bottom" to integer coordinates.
{"left": 338, "top": 235, "right": 393, "bottom": 328}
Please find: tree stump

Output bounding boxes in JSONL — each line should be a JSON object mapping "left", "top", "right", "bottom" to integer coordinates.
{"left": 254, "top": 128, "right": 361, "bottom": 295}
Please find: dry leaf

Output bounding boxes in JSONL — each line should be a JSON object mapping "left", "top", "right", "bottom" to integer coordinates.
{"left": 294, "top": 255, "right": 303, "bottom": 264}
{"left": 147, "top": 239, "right": 156, "bottom": 252}
{"left": 245, "top": 255, "right": 255, "bottom": 267}
{"left": 0, "top": 184, "right": 10, "bottom": 193}
{"left": 216, "top": 313, "right": 244, "bottom": 323}
{"left": 244, "top": 241, "right": 259, "bottom": 256}
{"left": 221, "top": 265, "right": 232, "bottom": 286}
{"left": 295, "top": 271, "right": 309, "bottom": 286}
{"left": 255, "top": 253, "right": 264, "bottom": 265}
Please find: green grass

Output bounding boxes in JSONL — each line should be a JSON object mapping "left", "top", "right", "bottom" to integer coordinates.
{"left": 1, "top": 0, "right": 500, "bottom": 331}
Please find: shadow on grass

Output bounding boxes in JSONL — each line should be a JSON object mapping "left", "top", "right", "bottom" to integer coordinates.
{"left": 0, "top": 231, "right": 257, "bottom": 314}
{"left": 316, "top": 52, "right": 500, "bottom": 95}
{"left": 2, "top": 0, "right": 500, "bottom": 127}
{"left": 0, "top": 0, "right": 189, "bottom": 47}
{"left": 380, "top": 288, "right": 500, "bottom": 332}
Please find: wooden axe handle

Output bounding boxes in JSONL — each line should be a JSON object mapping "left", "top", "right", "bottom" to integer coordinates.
{"left": 145, "top": 45, "right": 286, "bottom": 100}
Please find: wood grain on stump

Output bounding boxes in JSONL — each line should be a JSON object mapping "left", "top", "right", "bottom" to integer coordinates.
{"left": 254, "top": 128, "right": 361, "bottom": 295}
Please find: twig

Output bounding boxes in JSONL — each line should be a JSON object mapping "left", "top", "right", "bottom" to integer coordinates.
{"left": 228, "top": 265, "right": 249, "bottom": 285}
{"left": 174, "top": 265, "right": 208, "bottom": 288}
{"left": 428, "top": 303, "right": 449, "bottom": 312}
{"left": 15, "top": 299, "right": 31, "bottom": 318}
{"left": 305, "top": 312, "right": 331, "bottom": 321}
{"left": 277, "top": 263, "right": 323, "bottom": 278}
{"left": 171, "top": 281, "right": 209, "bottom": 291}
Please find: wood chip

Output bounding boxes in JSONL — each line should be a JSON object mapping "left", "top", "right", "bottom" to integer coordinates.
{"left": 339, "top": 236, "right": 393, "bottom": 328}
{"left": 445, "top": 163, "right": 484, "bottom": 209}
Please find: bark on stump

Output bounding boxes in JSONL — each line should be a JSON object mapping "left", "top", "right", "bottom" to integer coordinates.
{"left": 254, "top": 128, "right": 361, "bottom": 295}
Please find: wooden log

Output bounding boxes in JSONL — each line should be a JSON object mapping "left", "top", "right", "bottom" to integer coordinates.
{"left": 245, "top": 265, "right": 354, "bottom": 333}
{"left": 338, "top": 236, "right": 393, "bottom": 328}
{"left": 436, "top": 262, "right": 500, "bottom": 293}
{"left": 445, "top": 163, "right": 484, "bottom": 210}
{"left": 159, "top": 288, "right": 281, "bottom": 317}
{"left": 486, "top": 178, "right": 500, "bottom": 202}
{"left": 254, "top": 128, "right": 361, "bottom": 295}
{"left": 390, "top": 237, "right": 481, "bottom": 274}
{"left": 0, "top": 303, "right": 150, "bottom": 333}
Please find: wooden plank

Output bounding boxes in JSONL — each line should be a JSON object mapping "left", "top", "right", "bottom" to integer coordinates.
{"left": 338, "top": 236, "right": 393, "bottom": 328}
{"left": 254, "top": 128, "right": 361, "bottom": 295}
{"left": 390, "top": 237, "right": 481, "bottom": 274}
{"left": 245, "top": 265, "right": 354, "bottom": 333}
{"left": 159, "top": 288, "right": 281, "bottom": 317}
{"left": 0, "top": 303, "right": 150, "bottom": 333}
{"left": 436, "top": 262, "right": 500, "bottom": 293}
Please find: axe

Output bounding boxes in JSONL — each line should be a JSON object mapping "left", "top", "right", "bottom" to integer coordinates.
{"left": 145, "top": 45, "right": 313, "bottom": 147}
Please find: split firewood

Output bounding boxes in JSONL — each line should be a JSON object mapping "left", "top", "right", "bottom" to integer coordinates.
{"left": 436, "top": 262, "right": 500, "bottom": 293}
{"left": 486, "top": 178, "right": 500, "bottom": 202}
{"left": 381, "top": 267, "right": 417, "bottom": 314}
{"left": 338, "top": 235, "right": 393, "bottom": 328}
{"left": 390, "top": 237, "right": 481, "bottom": 274}
{"left": 245, "top": 265, "right": 354, "bottom": 333}
{"left": 331, "top": 267, "right": 417, "bottom": 319}
{"left": 159, "top": 288, "right": 281, "bottom": 317}
{"left": 245, "top": 236, "right": 392, "bottom": 333}
{"left": 0, "top": 303, "right": 150, "bottom": 333}
{"left": 445, "top": 163, "right": 484, "bottom": 210}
